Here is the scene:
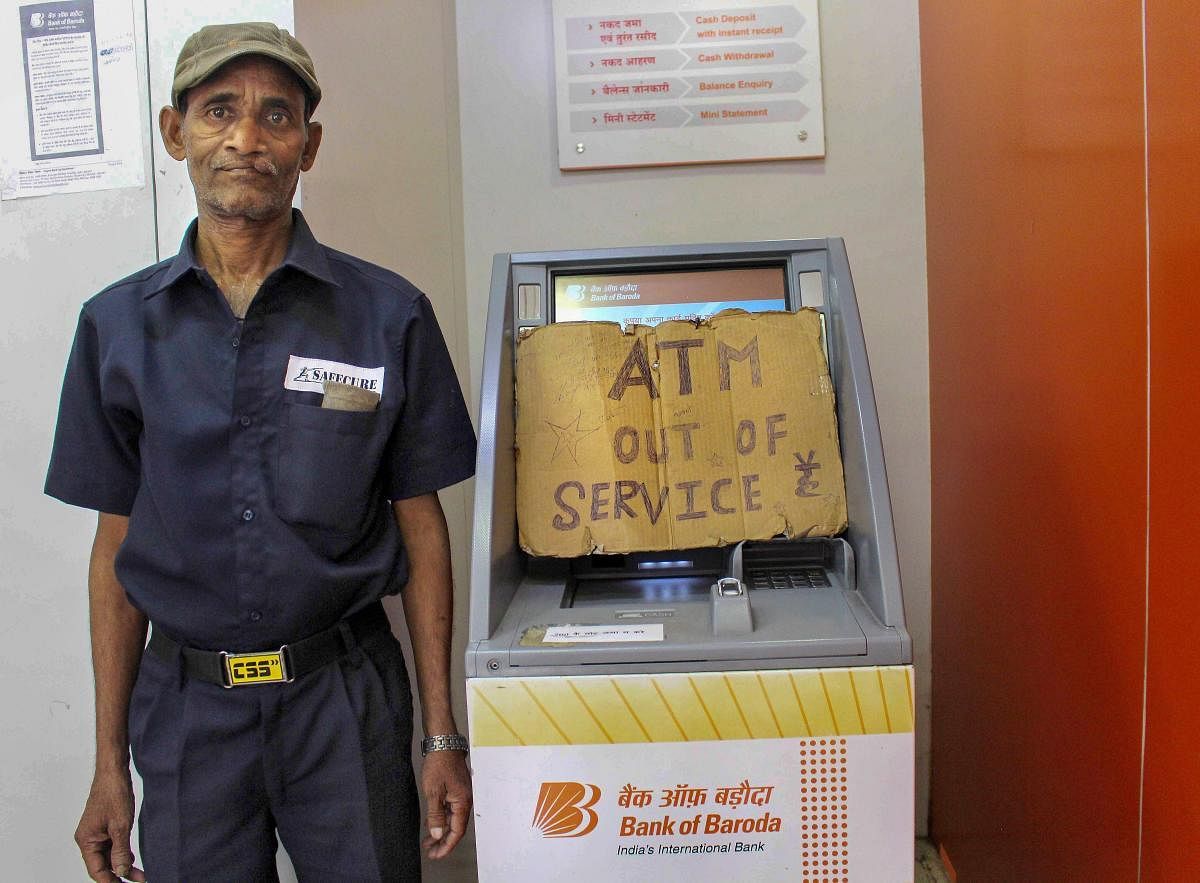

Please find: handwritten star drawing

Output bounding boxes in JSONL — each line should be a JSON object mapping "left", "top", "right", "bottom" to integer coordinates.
{"left": 545, "top": 412, "right": 599, "bottom": 465}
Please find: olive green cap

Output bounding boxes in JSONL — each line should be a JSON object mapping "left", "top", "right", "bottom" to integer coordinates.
{"left": 172, "top": 22, "right": 320, "bottom": 111}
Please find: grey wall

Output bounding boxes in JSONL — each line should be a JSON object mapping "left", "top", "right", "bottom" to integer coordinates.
{"left": 455, "top": 0, "right": 933, "bottom": 833}
{"left": 294, "top": 0, "right": 477, "bottom": 878}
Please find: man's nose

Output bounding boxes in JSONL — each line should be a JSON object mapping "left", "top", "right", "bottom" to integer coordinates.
{"left": 225, "top": 114, "right": 265, "bottom": 152}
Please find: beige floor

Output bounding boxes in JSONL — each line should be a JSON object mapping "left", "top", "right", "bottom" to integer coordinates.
{"left": 425, "top": 837, "right": 952, "bottom": 881}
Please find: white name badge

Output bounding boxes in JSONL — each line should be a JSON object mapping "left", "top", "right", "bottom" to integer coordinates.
{"left": 284, "top": 355, "right": 385, "bottom": 396}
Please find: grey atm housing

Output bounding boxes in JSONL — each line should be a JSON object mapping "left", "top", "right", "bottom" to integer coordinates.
{"left": 467, "top": 240, "right": 910, "bottom": 677}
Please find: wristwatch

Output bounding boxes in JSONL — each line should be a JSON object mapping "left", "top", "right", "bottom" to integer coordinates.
{"left": 421, "top": 733, "right": 469, "bottom": 756}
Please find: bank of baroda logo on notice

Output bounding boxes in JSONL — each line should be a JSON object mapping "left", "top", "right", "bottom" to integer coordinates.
{"left": 532, "top": 782, "right": 601, "bottom": 838}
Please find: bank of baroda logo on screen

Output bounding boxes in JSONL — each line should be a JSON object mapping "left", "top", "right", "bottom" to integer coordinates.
{"left": 532, "top": 782, "right": 601, "bottom": 838}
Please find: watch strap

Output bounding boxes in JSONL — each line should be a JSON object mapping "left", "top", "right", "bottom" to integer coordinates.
{"left": 421, "top": 733, "right": 469, "bottom": 755}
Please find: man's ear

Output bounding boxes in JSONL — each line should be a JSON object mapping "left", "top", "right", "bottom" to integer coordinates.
{"left": 158, "top": 105, "right": 186, "bottom": 161}
{"left": 300, "top": 121, "right": 323, "bottom": 172}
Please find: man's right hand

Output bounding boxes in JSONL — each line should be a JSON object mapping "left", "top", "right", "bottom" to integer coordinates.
{"left": 80, "top": 513, "right": 147, "bottom": 881}
{"left": 75, "top": 769, "right": 146, "bottom": 882}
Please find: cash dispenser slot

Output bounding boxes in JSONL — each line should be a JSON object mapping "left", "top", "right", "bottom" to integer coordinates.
{"left": 561, "top": 538, "right": 851, "bottom": 605}
{"left": 562, "top": 549, "right": 725, "bottom": 608}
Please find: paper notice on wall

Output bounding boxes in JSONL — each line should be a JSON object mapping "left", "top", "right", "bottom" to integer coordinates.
{"left": 515, "top": 309, "right": 847, "bottom": 557}
{"left": 1, "top": 0, "right": 144, "bottom": 199}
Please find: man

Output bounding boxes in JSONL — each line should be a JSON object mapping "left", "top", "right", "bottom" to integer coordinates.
{"left": 45, "top": 22, "right": 476, "bottom": 882}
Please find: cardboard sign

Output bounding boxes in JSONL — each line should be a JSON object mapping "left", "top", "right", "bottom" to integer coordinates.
{"left": 515, "top": 309, "right": 847, "bottom": 556}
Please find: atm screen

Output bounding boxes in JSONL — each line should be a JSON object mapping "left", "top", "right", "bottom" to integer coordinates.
{"left": 552, "top": 265, "right": 787, "bottom": 327}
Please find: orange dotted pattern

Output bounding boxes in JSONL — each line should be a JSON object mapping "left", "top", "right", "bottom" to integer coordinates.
{"left": 799, "top": 738, "right": 849, "bottom": 883}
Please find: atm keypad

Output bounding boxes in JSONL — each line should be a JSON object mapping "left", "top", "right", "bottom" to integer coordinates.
{"left": 747, "top": 569, "right": 831, "bottom": 590}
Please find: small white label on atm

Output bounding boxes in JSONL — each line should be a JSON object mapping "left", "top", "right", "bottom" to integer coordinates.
{"left": 543, "top": 624, "right": 664, "bottom": 643}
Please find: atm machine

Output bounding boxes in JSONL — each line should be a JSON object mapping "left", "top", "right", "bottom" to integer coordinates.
{"left": 466, "top": 240, "right": 913, "bottom": 883}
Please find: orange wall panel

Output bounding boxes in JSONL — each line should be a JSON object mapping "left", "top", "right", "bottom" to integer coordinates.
{"left": 922, "top": 2, "right": 1146, "bottom": 877}
{"left": 1141, "top": 1, "right": 1200, "bottom": 878}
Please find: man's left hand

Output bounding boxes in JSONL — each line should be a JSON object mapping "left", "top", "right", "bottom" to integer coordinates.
{"left": 420, "top": 749, "right": 472, "bottom": 859}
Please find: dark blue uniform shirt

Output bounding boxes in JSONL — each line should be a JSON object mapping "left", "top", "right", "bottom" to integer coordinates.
{"left": 46, "top": 211, "right": 476, "bottom": 651}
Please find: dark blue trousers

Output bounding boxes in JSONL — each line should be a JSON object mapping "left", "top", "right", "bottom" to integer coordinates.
{"left": 129, "top": 629, "right": 420, "bottom": 882}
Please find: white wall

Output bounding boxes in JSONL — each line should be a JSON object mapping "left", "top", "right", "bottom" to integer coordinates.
{"left": 0, "top": 3, "right": 300, "bottom": 879}
{"left": 455, "top": 0, "right": 933, "bottom": 832}
{"left": 0, "top": 4, "right": 156, "bottom": 878}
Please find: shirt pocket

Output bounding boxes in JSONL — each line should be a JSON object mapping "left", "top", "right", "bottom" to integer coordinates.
{"left": 275, "top": 402, "right": 389, "bottom": 531}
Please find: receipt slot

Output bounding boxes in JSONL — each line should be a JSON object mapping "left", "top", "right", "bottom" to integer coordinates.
{"left": 466, "top": 241, "right": 914, "bottom": 882}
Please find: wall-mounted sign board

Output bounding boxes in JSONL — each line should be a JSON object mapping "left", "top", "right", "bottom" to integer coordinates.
{"left": 553, "top": 0, "right": 824, "bottom": 170}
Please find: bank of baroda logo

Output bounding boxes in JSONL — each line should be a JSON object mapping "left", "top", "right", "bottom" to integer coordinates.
{"left": 532, "top": 782, "right": 601, "bottom": 837}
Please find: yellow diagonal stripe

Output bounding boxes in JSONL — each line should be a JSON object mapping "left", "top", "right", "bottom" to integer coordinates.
{"left": 475, "top": 680, "right": 567, "bottom": 744}
{"left": 879, "top": 666, "right": 915, "bottom": 733}
{"left": 609, "top": 679, "right": 655, "bottom": 741}
{"left": 655, "top": 675, "right": 721, "bottom": 741}
{"left": 790, "top": 670, "right": 837, "bottom": 735}
{"left": 518, "top": 680, "right": 592, "bottom": 743}
{"left": 470, "top": 687, "right": 526, "bottom": 746}
{"left": 761, "top": 671, "right": 811, "bottom": 737}
{"left": 691, "top": 675, "right": 747, "bottom": 740}
{"left": 820, "top": 670, "right": 866, "bottom": 735}
{"left": 850, "top": 668, "right": 891, "bottom": 734}
{"left": 753, "top": 673, "right": 786, "bottom": 738}
{"left": 568, "top": 678, "right": 648, "bottom": 743}
{"left": 468, "top": 666, "right": 914, "bottom": 747}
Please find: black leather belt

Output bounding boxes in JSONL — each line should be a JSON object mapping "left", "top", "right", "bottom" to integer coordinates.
{"left": 148, "top": 602, "right": 390, "bottom": 688}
